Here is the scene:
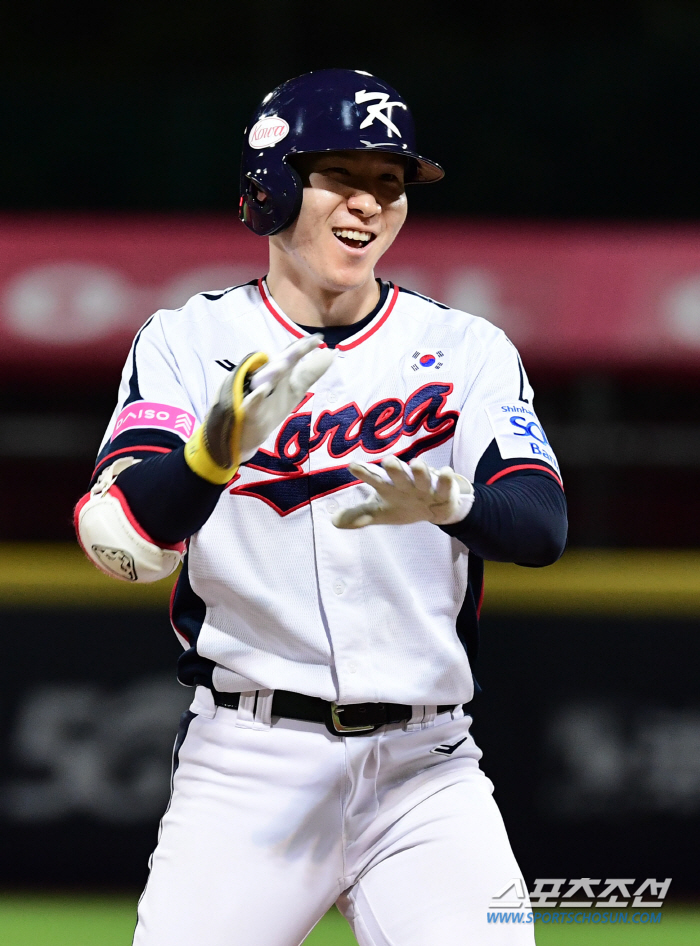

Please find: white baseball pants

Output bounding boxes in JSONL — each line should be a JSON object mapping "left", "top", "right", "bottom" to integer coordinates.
{"left": 133, "top": 687, "right": 534, "bottom": 946}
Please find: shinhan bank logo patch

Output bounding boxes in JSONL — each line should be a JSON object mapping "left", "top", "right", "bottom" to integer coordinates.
{"left": 409, "top": 349, "right": 448, "bottom": 373}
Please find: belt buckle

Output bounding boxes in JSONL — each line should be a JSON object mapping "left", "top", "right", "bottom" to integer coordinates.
{"left": 330, "top": 702, "right": 376, "bottom": 734}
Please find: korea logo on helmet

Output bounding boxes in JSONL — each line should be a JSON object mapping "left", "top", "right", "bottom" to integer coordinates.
{"left": 355, "top": 90, "right": 408, "bottom": 138}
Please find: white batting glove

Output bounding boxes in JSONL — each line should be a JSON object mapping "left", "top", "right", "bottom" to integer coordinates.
{"left": 185, "top": 335, "right": 335, "bottom": 484}
{"left": 240, "top": 335, "right": 335, "bottom": 460}
{"left": 333, "top": 456, "right": 475, "bottom": 529}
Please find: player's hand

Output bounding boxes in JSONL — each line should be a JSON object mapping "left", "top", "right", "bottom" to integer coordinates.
{"left": 185, "top": 335, "right": 335, "bottom": 484}
{"left": 333, "top": 456, "right": 475, "bottom": 529}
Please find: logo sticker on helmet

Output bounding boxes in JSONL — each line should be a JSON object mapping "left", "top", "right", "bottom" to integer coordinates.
{"left": 355, "top": 90, "right": 408, "bottom": 138}
{"left": 248, "top": 116, "right": 290, "bottom": 150}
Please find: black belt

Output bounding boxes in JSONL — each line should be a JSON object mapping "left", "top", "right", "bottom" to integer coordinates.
{"left": 211, "top": 688, "right": 458, "bottom": 737}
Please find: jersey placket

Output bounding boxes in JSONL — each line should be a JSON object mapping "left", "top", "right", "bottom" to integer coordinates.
{"left": 307, "top": 356, "right": 374, "bottom": 704}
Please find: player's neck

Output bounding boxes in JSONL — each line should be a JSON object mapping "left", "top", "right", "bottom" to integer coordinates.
{"left": 265, "top": 262, "right": 380, "bottom": 328}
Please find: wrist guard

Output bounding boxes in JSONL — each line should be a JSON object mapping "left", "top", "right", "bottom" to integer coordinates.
{"left": 184, "top": 351, "right": 269, "bottom": 484}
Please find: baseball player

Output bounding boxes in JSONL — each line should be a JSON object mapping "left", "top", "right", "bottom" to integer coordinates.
{"left": 76, "top": 69, "right": 566, "bottom": 946}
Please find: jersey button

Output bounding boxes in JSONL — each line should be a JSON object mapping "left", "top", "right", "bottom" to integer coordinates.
{"left": 327, "top": 499, "right": 339, "bottom": 513}
{"left": 327, "top": 392, "right": 338, "bottom": 403}
{"left": 333, "top": 580, "right": 345, "bottom": 595}
{"left": 347, "top": 662, "right": 358, "bottom": 673}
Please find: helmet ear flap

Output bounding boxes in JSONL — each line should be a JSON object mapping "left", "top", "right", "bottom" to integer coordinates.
{"left": 239, "top": 173, "right": 274, "bottom": 234}
{"left": 238, "top": 163, "right": 303, "bottom": 236}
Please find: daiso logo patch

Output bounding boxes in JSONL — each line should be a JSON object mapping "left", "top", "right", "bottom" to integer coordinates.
{"left": 248, "top": 116, "right": 290, "bottom": 149}
{"left": 112, "top": 401, "right": 196, "bottom": 441}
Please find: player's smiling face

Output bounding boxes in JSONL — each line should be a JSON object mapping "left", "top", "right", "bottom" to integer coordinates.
{"left": 271, "top": 150, "right": 408, "bottom": 292}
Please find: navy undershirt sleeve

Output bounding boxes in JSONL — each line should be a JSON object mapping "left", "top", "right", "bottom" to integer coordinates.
{"left": 440, "top": 472, "right": 567, "bottom": 567}
{"left": 116, "top": 447, "right": 225, "bottom": 545}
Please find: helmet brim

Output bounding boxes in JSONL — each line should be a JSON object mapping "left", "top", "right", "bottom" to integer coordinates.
{"left": 286, "top": 147, "right": 444, "bottom": 184}
{"left": 410, "top": 155, "right": 445, "bottom": 184}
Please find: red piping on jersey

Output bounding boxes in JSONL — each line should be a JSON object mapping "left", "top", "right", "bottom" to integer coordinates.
{"left": 476, "top": 580, "right": 485, "bottom": 619}
{"left": 336, "top": 283, "right": 400, "bottom": 350}
{"left": 486, "top": 464, "right": 563, "bottom": 489}
{"left": 257, "top": 279, "right": 308, "bottom": 341}
{"left": 257, "top": 279, "right": 399, "bottom": 350}
{"left": 93, "top": 445, "right": 173, "bottom": 478}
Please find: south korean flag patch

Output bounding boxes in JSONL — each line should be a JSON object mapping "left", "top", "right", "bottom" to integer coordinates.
{"left": 408, "top": 349, "right": 449, "bottom": 373}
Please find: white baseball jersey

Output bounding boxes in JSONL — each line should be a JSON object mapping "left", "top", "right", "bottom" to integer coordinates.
{"left": 97, "top": 279, "right": 560, "bottom": 706}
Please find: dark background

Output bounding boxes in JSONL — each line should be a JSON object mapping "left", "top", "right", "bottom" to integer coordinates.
{"left": 1, "top": 0, "right": 699, "bottom": 902}
{"left": 4, "top": 0, "right": 700, "bottom": 220}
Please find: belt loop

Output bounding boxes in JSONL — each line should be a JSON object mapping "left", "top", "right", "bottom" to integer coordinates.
{"left": 235, "top": 690, "right": 274, "bottom": 730}
{"left": 235, "top": 691, "right": 258, "bottom": 729}
{"left": 189, "top": 685, "right": 216, "bottom": 719}
{"left": 421, "top": 705, "right": 438, "bottom": 729}
{"left": 254, "top": 689, "right": 274, "bottom": 730}
{"left": 405, "top": 705, "right": 425, "bottom": 732}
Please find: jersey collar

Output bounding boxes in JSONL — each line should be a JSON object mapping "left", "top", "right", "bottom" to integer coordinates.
{"left": 257, "top": 278, "right": 399, "bottom": 351}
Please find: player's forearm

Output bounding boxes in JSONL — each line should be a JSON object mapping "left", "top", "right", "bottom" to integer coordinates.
{"left": 116, "top": 447, "right": 226, "bottom": 544}
{"left": 440, "top": 474, "right": 567, "bottom": 566}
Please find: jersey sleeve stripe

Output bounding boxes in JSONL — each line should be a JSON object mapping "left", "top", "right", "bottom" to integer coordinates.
{"left": 93, "top": 444, "right": 173, "bottom": 478}
{"left": 486, "top": 464, "right": 563, "bottom": 488}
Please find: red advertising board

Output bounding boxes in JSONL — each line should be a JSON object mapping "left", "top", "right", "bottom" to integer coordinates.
{"left": 2, "top": 216, "right": 700, "bottom": 373}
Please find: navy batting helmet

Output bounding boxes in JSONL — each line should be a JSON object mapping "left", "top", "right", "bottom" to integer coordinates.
{"left": 239, "top": 68, "right": 444, "bottom": 236}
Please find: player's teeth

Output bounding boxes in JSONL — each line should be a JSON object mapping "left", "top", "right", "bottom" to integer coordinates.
{"left": 332, "top": 228, "right": 372, "bottom": 242}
